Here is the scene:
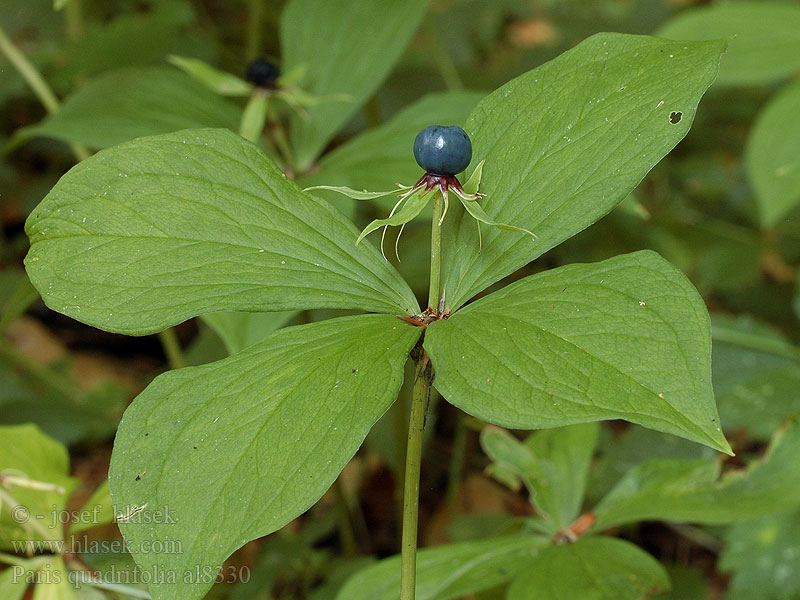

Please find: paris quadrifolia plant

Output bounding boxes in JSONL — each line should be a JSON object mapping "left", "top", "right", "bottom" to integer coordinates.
{"left": 24, "top": 33, "right": 730, "bottom": 600}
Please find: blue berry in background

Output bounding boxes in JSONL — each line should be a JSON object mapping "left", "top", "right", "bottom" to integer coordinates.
{"left": 413, "top": 125, "right": 472, "bottom": 176}
{"left": 246, "top": 58, "right": 280, "bottom": 89}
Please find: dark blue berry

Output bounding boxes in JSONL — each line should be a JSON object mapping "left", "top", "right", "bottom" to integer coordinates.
{"left": 413, "top": 125, "right": 472, "bottom": 176}
{"left": 246, "top": 58, "right": 280, "bottom": 89}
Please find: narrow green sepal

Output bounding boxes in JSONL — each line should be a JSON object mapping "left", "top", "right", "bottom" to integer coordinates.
{"left": 462, "top": 159, "right": 486, "bottom": 197}
{"left": 460, "top": 196, "right": 537, "bottom": 250}
{"left": 303, "top": 185, "right": 407, "bottom": 200}
{"left": 356, "top": 188, "right": 433, "bottom": 245}
{"left": 168, "top": 55, "right": 252, "bottom": 97}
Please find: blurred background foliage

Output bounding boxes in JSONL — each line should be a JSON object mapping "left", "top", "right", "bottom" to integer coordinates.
{"left": 2, "top": 0, "right": 800, "bottom": 598}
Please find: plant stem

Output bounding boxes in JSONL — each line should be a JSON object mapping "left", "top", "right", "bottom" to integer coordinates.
{"left": 428, "top": 195, "right": 444, "bottom": 309}
{"left": 158, "top": 328, "right": 186, "bottom": 370}
{"left": 446, "top": 412, "right": 467, "bottom": 515}
{"left": 333, "top": 476, "right": 359, "bottom": 558}
{"left": 63, "top": 0, "right": 85, "bottom": 43}
{"left": 400, "top": 356, "right": 431, "bottom": 600}
{"left": 426, "top": 19, "right": 463, "bottom": 91}
{"left": 267, "top": 104, "right": 296, "bottom": 175}
{"left": 0, "top": 25, "right": 91, "bottom": 162}
{"left": 245, "top": 0, "right": 264, "bottom": 60}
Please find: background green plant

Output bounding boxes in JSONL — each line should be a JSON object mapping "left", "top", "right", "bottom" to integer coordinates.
{"left": 2, "top": 1, "right": 800, "bottom": 599}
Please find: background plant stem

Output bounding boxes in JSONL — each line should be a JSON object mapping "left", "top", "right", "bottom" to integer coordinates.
{"left": 0, "top": 25, "right": 90, "bottom": 162}
{"left": 245, "top": 0, "right": 264, "bottom": 61}
{"left": 157, "top": 328, "right": 185, "bottom": 370}
{"left": 63, "top": 0, "right": 85, "bottom": 43}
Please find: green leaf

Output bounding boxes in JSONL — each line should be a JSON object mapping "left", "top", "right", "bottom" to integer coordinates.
{"left": 280, "top": 0, "right": 429, "bottom": 170}
{"left": 335, "top": 535, "right": 548, "bottom": 600}
{"left": 25, "top": 129, "right": 419, "bottom": 336}
{"left": 0, "top": 424, "right": 78, "bottom": 549}
{"left": 31, "top": 557, "right": 78, "bottom": 600}
{"left": 587, "top": 426, "right": 713, "bottom": 505}
{"left": 0, "top": 269, "right": 38, "bottom": 332}
{"left": 441, "top": 33, "right": 725, "bottom": 310}
{"left": 712, "top": 314, "right": 800, "bottom": 440}
{"left": 523, "top": 423, "right": 599, "bottom": 529}
{"left": 592, "top": 418, "right": 800, "bottom": 529}
{"left": 506, "top": 536, "right": 669, "bottom": 600}
{"left": 0, "top": 557, "right": 35, "bottom": 600}
{"left": 721, "top": 509, "right": 800, "bottom": 600}
{"left": 310, "top": 91, "right": 484, "bottom": 197}
{"left": 13, "top": 68, "right": 241, "bottom": 150}
{"left": 426, "top": 250, "right": 731, "bottom": 454}
{"left": 481, "top": 424, "right": 598, "bottom": 530}
{"left": 109, "top": 314, "right": 421, "bottom": 600}
{"left": 745, "top": 79, "right": 800, "bottom": 227}
{"left": 70, "top": 480, "right": 113, "bottom": 536}
{"left": 657, "top": 2, "right": 800, "bottom": 87}
{"left": 201, "top": 311, "right": 297, "bottom": 355}
{"left": 167, "top": 55, "right": 252, "bottom": 96}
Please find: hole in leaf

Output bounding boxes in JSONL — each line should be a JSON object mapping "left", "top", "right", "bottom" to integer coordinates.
{"left": 669, "top": 111, "right": 682, "bottom": 124}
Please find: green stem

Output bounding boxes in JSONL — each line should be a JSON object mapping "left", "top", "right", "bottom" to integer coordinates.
{"left": 400, "top": 356, "right": 431, "bottom": 600}
{"left": 265, "top": 104, "right": 296, "bottom": 175}
{"left": 158, "top": 329, "right": 186, "bottom": 370}
{"left": 245, "top": 0, "right": 264, "bottom": 60}
{"left": 333, "top": 476, "right": 359, "bottom": 558}
{"left": 446, "top": 412, "right": 467, "bottom": 515}
{"left": 0, "top": 25, "right": 90, "bottom": 162}
{"left": 426, "top": 20, "right": 463, "bottom": 91}
{"left": 428, "top": 196, "right": 444, "bottom": 309}
{"left": 63, "top": 0, "right": 84, "bottom": 43}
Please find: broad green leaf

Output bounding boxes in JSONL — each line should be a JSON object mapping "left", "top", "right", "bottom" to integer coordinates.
{"left": 0, "top": 270, "right": 38, "bottom": 331}
{"left": 31, "top": 557, "right": 78, "bottom": 600}
{"left": 336, "top": 535, "right": 548, "bottom": 600}
{"left": 441, "top": 33, "right": 725, "bottom": 310}
{"left": 523, "top": 422, "right": 599, "bottom": 528}
{"left": 280, "top": 0, "right": 428, "bottom": 170}
{"left": 0, "top": 558, "right": 33, "bottom": 600}
{"left": 109, "top": 314, "right": 421, "bottom": 600}
{"left": 712, "top": 314, "right": 800, "bottom": 440}
{"left": 721, "top": 509, "right": 800, "bottom": 600}
{"left": 426, "top": 250, "right": 731, "bottom": 454}
{"left": 25, "top": 129, "right": 419, "bottom": 336}
{"left": 592, "top": 418, "right": 800, "bottom": 529}
{"left": 481, "top": 424, "right": 598, "bottom": 530}
{"left": 310, "top": 91, "right": 484, "bottom": 196}
{"left": 657, "top": 2, "right": 800, "bottom": 87}
{"left": 745, "top": 80, "right": 800, "bottom": 227}
{"left": 587, "top": 426, "right": 713, "bottom": 505}
{"left": 655, "top": 565, "right": 709, "bottom": 600}
{"left": 0, "top": 424, "right": 78, "bottom": 549}
{"left": 167, "top": 55, "right": 252, "bottom": 96}
{"left": 13, "top": 68, "right": 241, "bottom": 150}
{"left": 201, "top": 311, "right": 297, "bottom": 354}
{"left": 506, "top": 536, "right": 669, "bottom": 600}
